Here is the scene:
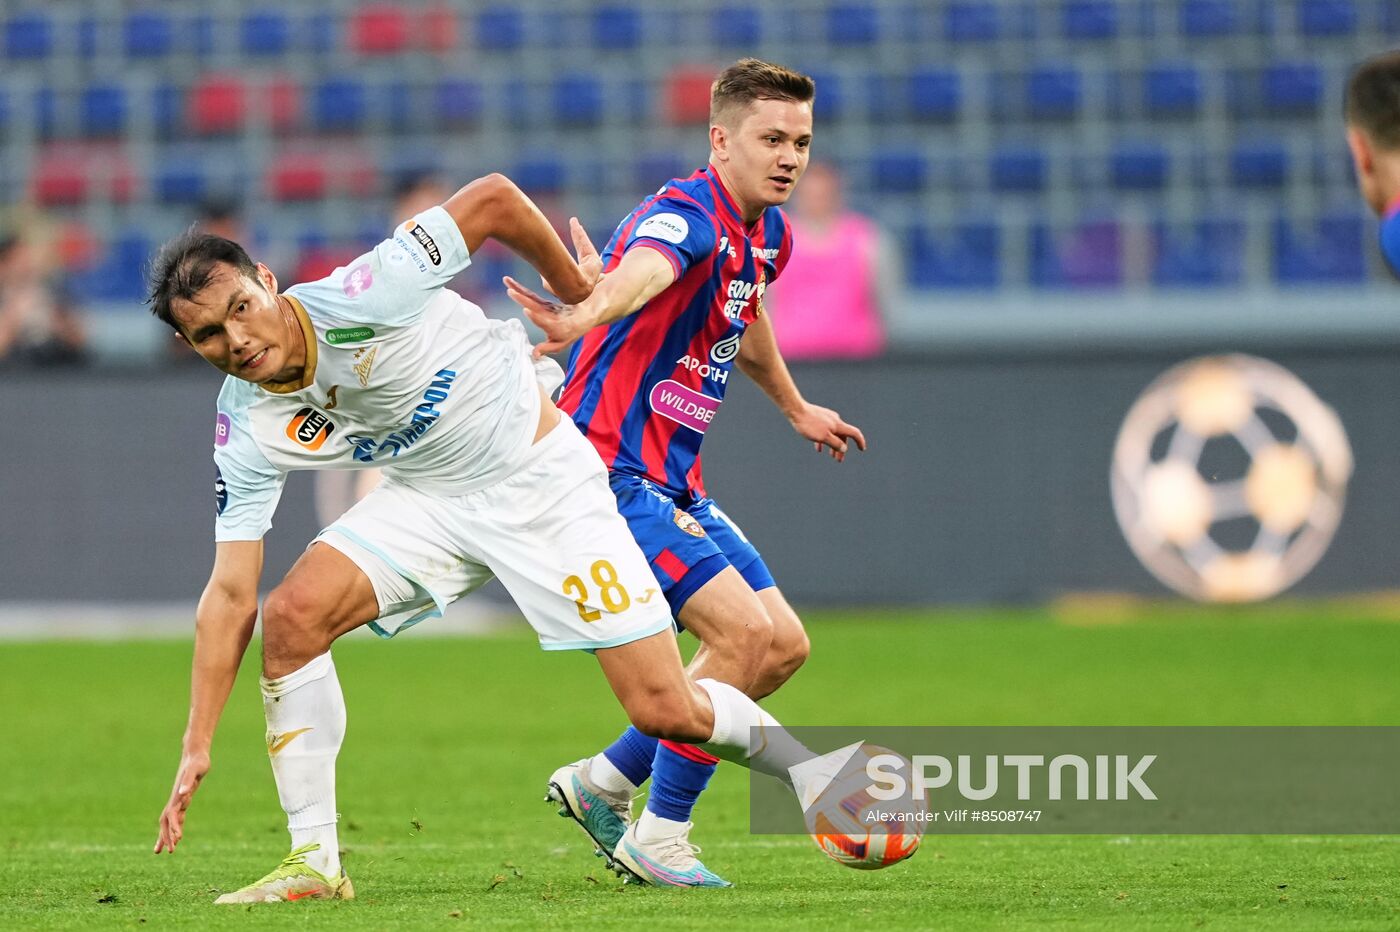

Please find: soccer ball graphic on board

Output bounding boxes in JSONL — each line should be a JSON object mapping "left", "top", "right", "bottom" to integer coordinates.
{"left": 1111, "top": 355, "right": 1352, "bottom": 603}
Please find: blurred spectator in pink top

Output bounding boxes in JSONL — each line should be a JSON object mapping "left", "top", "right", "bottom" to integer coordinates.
{"left": 764, "top": 162, "right": 897, "bottom": 360}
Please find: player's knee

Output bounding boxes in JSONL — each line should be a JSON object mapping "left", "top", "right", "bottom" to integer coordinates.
{"left": 719, "top": 611, "right": 774, "bottom": 661}
{"left": 776, "top": 626, "right": 811, "bottom": 674}
{"left": 261, "top": 584, "right": 331, "bottom": 658}
{"left": 624, "top": 689, "right": 711, "bottom": 744}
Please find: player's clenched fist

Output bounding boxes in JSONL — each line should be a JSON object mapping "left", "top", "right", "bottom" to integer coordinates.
{"left": 154, "top": 750, "right": 210, "bottom": 853}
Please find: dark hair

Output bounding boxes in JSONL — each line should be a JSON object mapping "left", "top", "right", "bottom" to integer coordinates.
{"left": 710, "top": 58, "right": 815, "bottom": 126}
{"left": 146, "top": 230, "right": 259, "bottom": 331}
{"left": 1346, "top": 50, "right": 1400, "bottom": 149}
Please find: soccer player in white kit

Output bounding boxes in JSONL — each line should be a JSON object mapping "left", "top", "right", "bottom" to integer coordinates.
{"left": 148, "top": 174, "right": 821, "bottom": 902}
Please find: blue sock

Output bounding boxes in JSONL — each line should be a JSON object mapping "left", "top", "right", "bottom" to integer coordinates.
{"left": 601, "top": 727, "right": 659, "bottom": 787}
{"left": 646, "top": 741, "right": 719, "bottom": 822}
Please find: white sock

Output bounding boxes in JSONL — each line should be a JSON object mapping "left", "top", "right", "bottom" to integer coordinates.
{"left": 588, "top": 754, "right": 636, "bottom": 795}
{"left": 261, "top": 652, "right": 345, "bottom": 877}
{"left": 695, "top": 677, "right": 814, "bottom": 782}
{"left": 634, "top": 809, "right": 688, "bottom": 844}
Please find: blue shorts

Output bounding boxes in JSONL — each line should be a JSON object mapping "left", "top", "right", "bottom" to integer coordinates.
{"left": 607, "top": 472, "right": 775, "bottom": 617}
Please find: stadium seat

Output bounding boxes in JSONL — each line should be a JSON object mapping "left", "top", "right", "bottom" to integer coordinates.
{"left": 312, "top": 78, "right": 368, "bottom": 132}
{"left": 944, "top": 2, "right": 999, "bottom": 41}
{"left": 154, "top": 164, "right": 208, "bottom": 204}
{"left": 514, "top": 156, "right": 566, "bottom": 194}
{"left": 1179, "top": 0, "right": 1238, "bottom": 37}
{"left": 70, "top": 231, "right": 154, "bottom": 301}
{"left": 152, "top": 82, "right": 183, "bottom": 138}
{"left": 1297, "top": 0, "right": 1357, "bottom": 36}
{"left": 990, "top": 146, "right": 1047, "bottom": 192}
{"left": 1143, "top": 63, "right": 1203, "bottom": 117}
{"left": 76, "top": 16, "right": 97, "bottom": 58}
{"left": 5, "top": 13, "right": 52, "bottom": 59}
{"left": 634, "top": 151, "right": 689, "bottom": 190}
{"left": 908, "top": 222, "right": 1001, "bottom": 288}
{"left": 433, "top": 79, "right": 483, "bottom": 128}
{"left": 593, "top": 6, "right": 642, "bottom": 50}
{"left": 477, "top": 6, "right": 524, "bottom": 50}
{"left": 711, "top": 6, "right": 762, "bottom": 47}
{"left": 268, "top": 153, "right": 329, "bottom": 201}
{"left": 80, "top": 84, "right": 127, "bottom": 138}
{"left": 871, "top": 152, "right": 927, "bottom": 193}
{"left": 908, "top": 69, "right": 962, "bottom": 121}
{"left": 1027, "top": 66, "right": 1081, "bottom": 120}
{"left": 827, "top": 4, "right": 880, "bottom": 44}
{"left": 1230, "top": 139, "right": 1290, "bottom": 188}
{"left": 553, "top": 74, "right": 604, "bottom": 127}
{"left": 351, "top": 5, "right": 410, "bottom": 55}
{"left": 665, "top": 67, "right": 714, "bottom": 123}
{"left": 1273, "top": 212, "right": 1366, "bottom": 284}
{"left": 190, "top": 76, "right": 247, "bottom": 135}
{"left": 1062, "top": 1, "right": 1117, "bottom": 39}
{"left": 124, "top": 12, "right": 174, "bottom": 58}
{"left": 266, "top": 78, "right": 302, "bottom": 133}
{"left": 33, "top": 87, "right": 56, "bottom": 140}
{"left": 242, "top": 10, "right": 291, "bottom": 55}
{"left": 1031, "top": 220, "right": 1123, "bottom": 287}
{"left": 191, "top": 14, "right": 216, "bottom": 57}
{"left": 306, "top": 12, "right": 338, "bottom": 53}
{"left": 1261, "top": 63, "right": 1323, "bottom": 115}
{"left": 32, "top": 155, "right": 87, "bottom": 206}
{"left": 804, "top": 68, "right": 843, "bottom": 121}
{"left": 418, "top": 7, "right": 458, "bottom": 51}
{"left": 1111, "top": 142, "right": 1170, "bottom": 191}
{"left": 1152, "top": 219, "right": 1244, "bottom": 286}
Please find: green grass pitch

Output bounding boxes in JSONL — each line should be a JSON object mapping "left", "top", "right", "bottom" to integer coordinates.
{"left": 2, "top": 605, "right": 1399, "bottom": 930}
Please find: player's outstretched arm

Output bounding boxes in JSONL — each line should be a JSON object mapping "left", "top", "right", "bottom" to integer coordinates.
{"left": 504, "top": 245, "right": 677, "bottom": 356}
{"left": 442, "top": 173, "right": 601, "bottom": 304}
{"left": 154, "top": 540, "right": 263, "bottom": 854}
{"left": 737, "top": 313, "right": 867, "bottom": 462}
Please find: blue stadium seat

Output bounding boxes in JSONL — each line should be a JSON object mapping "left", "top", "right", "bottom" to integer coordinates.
{"left": 124, "top": 12, "right": 174, "bottom": 58}
{"left": 871, "top": 152, "right": 927, "bottom": 193}
{"left": 81, "top": 84, "right": 127, "bottom": 138}
{"left": 634, "top": 151, "right": 689, "bottom": 190}
{"left": 553, "top": 74, "right": 603, "bottom": 126}
{"left": 1062, "top": 1, "right": 1117, "bottom": 39}
{"left": 1030, "top": 220, "right": 1123, "bottom": 287}
{"left": 828, "top": 4, "right": 880, "bottom": 44}
{"left": 1298, "top": 0, "right": 1357, "bottom": 36}
{"left": 152, "top": 82, "right": 183, "bottom": 138}
{"left": 433, "top": 79, "right": 483, "bottom": 127}
{"left": 1230, "top": 140, "right": 1290, "bottom": 188}
{"left": 477, "top": 6, "right": 524, "bottom": 49}
{"left": 1152, "top": 219, "right": 1244, "bottom": 286}
{"left": 154, "top": 164, "right": 208, "bottom": 204}
{"left": 74, "top": 233, "right": 154, "bottom": 302}
{"left": 990, "top": 146, "right": 1047, "bottom": 192}
{"left": 514, "top": 156, "right": 566, "bottom": 194}
{"left": 242, "top": 11, "right": 291, "bottom": 55}
{"left": 1027, "top": 66, "right": 1081, "bottom": 119}
{"left": 944, "top": 2, "right": 999, "bottom": 41}
{"left": 1144, "top": 63, "right": 1203, "bottom": 117}
{"left": 1261, "top": 63, "right": 1323, "bottom": 115}
{"left": 805, "top": 68, "right": 843, "bottom": 120}
{"left": 306, "top": 12, "right": 338, "bottom": 54}
{"left": 908, "top": 69, "right": 962, "bottom": 121}
{"left": 33, "top": 87, "right": 55, "bottom": 139}
{"left": 191, "top": 14, "right": 216, "bottom": 57}
{"left": 908, "top": 222, "right": 1001, "bottom": 288}
{"left": 313, "top": 79, "right": 367, "bottom": 132}
{"left": 1111, "top": 142, "right": 1170, "bottom": 190}
{"left": 711, "top": 6, "right": 762, "bottom": 47}
{"left": 76, "top": 16, "right": 97, "bottom": 57}
{"left": 5, "top": 13, "right": 52, "bottom": 59}
{"left": 1273, "top": 212, "right": 1366, "bottom": 284}
{"left": 593, "top": 6, "right": 641, "bottom": 50}
{"left": 1179, "top": 0, "right": 1239, "bottom": 37}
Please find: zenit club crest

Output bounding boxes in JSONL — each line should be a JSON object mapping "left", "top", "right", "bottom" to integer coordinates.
{"left": 673, "top": 508, "right": 706, "bottom": 538}
{"left": 286, "top": 407, "right": 336, "bottom": 451}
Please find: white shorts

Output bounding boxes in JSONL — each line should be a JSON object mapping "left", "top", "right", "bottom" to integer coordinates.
{"left": 317, "top": 417, "right": 676, "bottom": 651}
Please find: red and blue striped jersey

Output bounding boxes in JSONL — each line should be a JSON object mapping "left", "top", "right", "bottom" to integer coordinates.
{"left": 560, "top": 167, "right": 793, "bottom": 496}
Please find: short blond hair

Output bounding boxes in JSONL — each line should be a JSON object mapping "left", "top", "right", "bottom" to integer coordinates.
{"left": 710, "top": 58, "right": 815, "bottom": 127}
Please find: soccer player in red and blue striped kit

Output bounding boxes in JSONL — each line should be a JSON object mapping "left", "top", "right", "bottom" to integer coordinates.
{"left": 506, "top": 59, "right": 866, "bottom": 887}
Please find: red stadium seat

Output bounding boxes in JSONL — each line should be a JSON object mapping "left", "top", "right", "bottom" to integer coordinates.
{"left": 266, "top": 77, "right": 302, "bottom": 133}
{"left": 32, "top": 145, "right": 136, "bottom": 205}
{"left": 665, "top": 67, "right": 713, "bottom": 124}
{"left": 189, "top": 75, "right": 246, "bottom": 135}
{"left": 419, "top": 6, "right": 457, "bottom": 51}
{"left": 33, "top": 154, "right": 88, "bottom": 206}
{"left": 269, "top": 153, "right": 329, "bottom": 201}
{"left": 351, "top": 5, "right": 410, "bottom": 55}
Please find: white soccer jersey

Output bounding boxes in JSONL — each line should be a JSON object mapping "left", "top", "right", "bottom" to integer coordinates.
{"left": 214, "top": 206, "right": 563, "bottom": 542}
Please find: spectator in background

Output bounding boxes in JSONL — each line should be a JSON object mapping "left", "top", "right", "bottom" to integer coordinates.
{"left": 763, "top": 162, "right": 895, "bottom": 360}
{"left": 0, "top": 230, "right": 88, "bottom": 367}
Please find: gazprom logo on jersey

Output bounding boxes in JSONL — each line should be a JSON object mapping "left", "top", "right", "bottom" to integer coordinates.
{"left": 676, "top": 332, "right": 742, "bottom": 385}
{"left": 649, "top": 380, "right": 720, "bottom": 433}
{"left": 636, "top": 212, "right": 689, "bottom": 245}
{"left": 347, "top": 369, "right": 457, "bottom": 462}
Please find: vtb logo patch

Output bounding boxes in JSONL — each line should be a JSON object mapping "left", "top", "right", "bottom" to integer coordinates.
{"left": 286, "top": 407, "right": 336, "bottom": 450}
